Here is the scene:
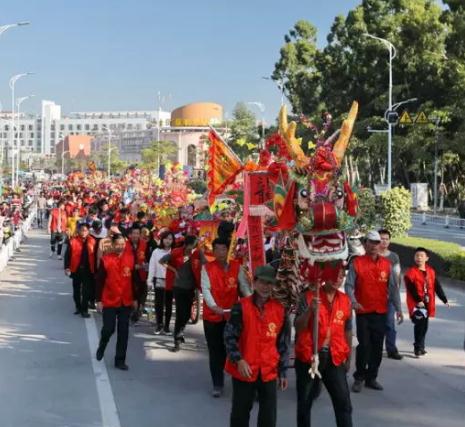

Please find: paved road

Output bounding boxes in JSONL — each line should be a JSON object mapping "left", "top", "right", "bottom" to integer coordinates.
{"left": 0, "top": 230, "right": 464, "bottom": 427}
{"left": 409, "top": 222, "right": 465, "bottom": 247}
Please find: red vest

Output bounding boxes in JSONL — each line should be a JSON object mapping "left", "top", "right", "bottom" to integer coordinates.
{"left": 126, "top": 240, "right": 148, "bottom": 281}
{"left": 165, "top": 247, "right": 185, "bottom": 291}
{"left": 353, "top": 255, "right": 391, "bottom": 314}
{"left": 101, "top": 251, "right": 135, "bottom": 308}
{"left": 225, "top": 296, "right": 285, "bottom": 383}
{"left": 203, "top": 260, "right": 241, "bottom": 322}
{"left": 295, "top": 290, "right": 351, "bottom": 366}
{"left": 50, "top": 208, "right": 68, "bottom": 233}
{"left": 69, "top": 236, "right": 96, "bottom": 274}
{"left": 165, "top": 247, "right": 202, "bottom": 291}
{"left": 404, "top": 265, "right": 437, "bottom": 317}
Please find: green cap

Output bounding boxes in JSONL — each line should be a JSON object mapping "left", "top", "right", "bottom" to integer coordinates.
{"left": 254, "top": 265, "right": 277, "bottom": 284}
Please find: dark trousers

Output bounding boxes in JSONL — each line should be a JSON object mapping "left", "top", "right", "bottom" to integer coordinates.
{"left": 173, "top": 287, "right": 194, "bottom": 342}
{"left": 230, "top": 376, "right": 277, "bottom": 427}
{"left": 385, "top": 301, "right": 398, "bottom": 354}
{"left": 72, "top": 271, "right": 92, "bottom": 313}
{"left": 154, "top": 287, "right": 173, "bottom": 328}
{"left": 203, "top": 320, "right": 227, "bottom": 388}
{"left": 50, "top": 232, "right": 65, "bottom": 255}
{"left": 354, "top": 313, "right": 386, "bottom": 382}
{"left": 136, "top": 279, "right": 148, "bottom": 307}
{"left": 99, "top": 306, "right": 131, "bottom": 364}
{"left": 37, "top": 209, "right": 47, "bottom": 228}
{"left": 413, "top": 316, "right": 429, "bottom": 351}
{"left": 296, "top": 359, "right": 352, "bottom": 427}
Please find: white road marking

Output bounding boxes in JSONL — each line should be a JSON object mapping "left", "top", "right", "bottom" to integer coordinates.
{"left": 85, "top": 315, "right": 122, "bottom": 427}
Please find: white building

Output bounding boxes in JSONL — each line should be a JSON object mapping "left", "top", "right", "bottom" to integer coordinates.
{"left": 0, "top": 100, "right": 171, "bottom": 160}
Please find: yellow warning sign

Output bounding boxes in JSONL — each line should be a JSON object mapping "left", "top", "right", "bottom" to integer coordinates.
{"left": 415, "top": 111, "right": 430, "bottom": 125}
{"left": 399, "top": 110, "right": 413, "bottom": 125}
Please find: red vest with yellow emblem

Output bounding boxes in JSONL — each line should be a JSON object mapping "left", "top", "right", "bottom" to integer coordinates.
{"left": 101, "top": 250, "right": 135, "bottom": 308}
{"left": 404, "top": 264, "right": 437, "bottom": 317}
{"left": 126, "top": 239, "right": 148, "bottom": 282}
{"left": 69, "top": 235, "right": 96, "bottom": 274}
{"left": 295, "top": 289, "right": 351, "bottom": 366}
{"left": 203, "top": 259, "right": 241, "bottom": 322}
{"left": 353, "top": 255, "right": 391, "bottom": 314}
{"left": 225, "top": 295, "right": 285, "bottom": 383}
{"left": 50, "top": 208, "right": 67, "bottom": 233}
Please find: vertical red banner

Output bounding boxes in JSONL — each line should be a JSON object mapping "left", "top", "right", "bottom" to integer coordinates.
{"left": 247, "top": 215, "right": 265, "bottom": 274}
{"left": 249, "top": 172, "right": 272, "bottom": 206}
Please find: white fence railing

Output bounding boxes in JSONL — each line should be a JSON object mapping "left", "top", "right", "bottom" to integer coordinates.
{"left": 412, "top": 212, "right": 465, "bottom": 229}
{"left": 0, "top": 208, "right": 36, "bottom": 273}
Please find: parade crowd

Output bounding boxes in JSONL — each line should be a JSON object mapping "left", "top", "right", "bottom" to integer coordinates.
{"left": 31, "top": 170, "right": 450, "bottom": 427}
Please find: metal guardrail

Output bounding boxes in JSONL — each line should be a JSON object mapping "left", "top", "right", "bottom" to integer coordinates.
{"left": 412, "top": 212, "right": 465, "bottom": 229}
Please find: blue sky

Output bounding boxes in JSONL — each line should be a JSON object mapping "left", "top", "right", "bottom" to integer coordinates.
{"left": 0, "top": 0, "right": 361, "bottom": 122}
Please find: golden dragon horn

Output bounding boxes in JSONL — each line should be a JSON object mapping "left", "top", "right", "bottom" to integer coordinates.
{"left": 279, "top": 105, "right": 309, "bottom": 168}
{"left": 332, "top": 101, "right": 359, "bottom": 166}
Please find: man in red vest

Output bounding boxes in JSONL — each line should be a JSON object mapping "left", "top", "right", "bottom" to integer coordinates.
{"left": 201, "top": 238, "right": 252, "bottom": 398}
{"left": 404, "top": 247, "right": 449, "bottom": 357}
{"left": 64, "top": 222, "right": 96, "bottom": 318}
{"left": 345, "top": 230, "right": 403, "bottom": 393}
{"left": 294, "top": 263, "right": 353, "bottom": 427}
{"left": 47, "top": 199, "right": 68, "bottom": 260}
{"left": 126, "top": 225, "right": 149, "bottom": 323}
{"left": 224, "top": 265, "right": 290, "bottom": 427}
{"left": 95, "top": 234, "right": 137, "bottom": 370}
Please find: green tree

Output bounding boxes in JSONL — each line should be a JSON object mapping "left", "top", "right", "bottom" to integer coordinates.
{"left": 228, "top": 103, "right": 260, "bottom": 161}
{"left": 272, "top": 20, "right": 322, "bottom": 115}
{"left": 141, "top": 140, "right": 178, "bottom": 171}
{"left": 90, "top": 143, "right": 128, "bottom": 176}
{"left": 381, "top": 187, "right": 412, "bottom": 238}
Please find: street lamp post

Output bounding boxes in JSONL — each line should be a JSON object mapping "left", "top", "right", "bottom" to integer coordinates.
{"left": 61, "top": 150, "right": 69, "bottom": 176}
{"left": 247, "top": 101, "right": 266, "bottom": 148}
{"left": 16, "top": 95, "right": 34, "bottom": 184}
{"left": 262, "top": 76, "right": 285, "bottom": 105}
{"left": 364, "top": 33, "right": 397, "bottom": 189}
{"left": 9, "top": 72, "right": 33, "bottom": 187}
{"left": 0, "top": 22, "right": 30, "bottom": 38}
{"left": 102, "top": 126, "right": 112, "bottom": 178}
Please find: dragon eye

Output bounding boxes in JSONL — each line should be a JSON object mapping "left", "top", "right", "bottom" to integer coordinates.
{"left": 336, "top": 190, "right": 344, "bottom": 199}
{"left": 300, "top": 189, "right": 309, "bottom": 198}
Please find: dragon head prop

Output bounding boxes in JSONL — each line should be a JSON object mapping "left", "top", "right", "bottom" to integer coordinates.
{"left": 269, "top": 101, "right": 359, "bottom": 264}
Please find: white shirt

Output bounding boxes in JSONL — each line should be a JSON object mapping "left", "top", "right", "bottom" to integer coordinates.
{"left": 147, "top": 248, "right": 170, "bottom": 287}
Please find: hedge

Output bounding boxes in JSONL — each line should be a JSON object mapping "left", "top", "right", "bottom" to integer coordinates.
{"left": 391, "top": 236, "right": 465, "bottom": 281}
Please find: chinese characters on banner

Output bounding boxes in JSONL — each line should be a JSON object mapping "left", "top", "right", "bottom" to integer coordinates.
{"left": 249, "top": 172, "right": 272, "bottom": 206}
{"left": 247, "top": 215, "right": 265, "bottom": 273}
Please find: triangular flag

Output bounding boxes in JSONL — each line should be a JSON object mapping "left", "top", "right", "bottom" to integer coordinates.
{"left": 207, "top": 128, "right": 243, "bottom": 206}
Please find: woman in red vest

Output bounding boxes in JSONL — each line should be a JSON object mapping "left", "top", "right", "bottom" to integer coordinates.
{"left": 294, "top": 264, "right": 353, "bottom": 427}
{"left": 224, "top": 265, "right": 290, "bottom": 427}
{"left": 95, "top": 234, "right": 136, "bottom": 370}
{"left": 404, "top": 247, "right": 449, "bottom": 357}
{"left": 126, "top": 225, "right": 149, "bottom": 323}
{"left": 201, "top": 238, "right": 252, "bottom": 397}
{"left": 64, "top": 222, "right": 96, "bottom": 318}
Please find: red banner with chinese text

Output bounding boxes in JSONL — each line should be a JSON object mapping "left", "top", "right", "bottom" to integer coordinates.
{"left": 247, "top": 215, "right": 265, "bottom": 274}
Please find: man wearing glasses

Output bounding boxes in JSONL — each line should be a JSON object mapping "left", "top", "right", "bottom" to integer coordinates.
{"left": 345, "top": 230, "right": 403, "bottom": 393}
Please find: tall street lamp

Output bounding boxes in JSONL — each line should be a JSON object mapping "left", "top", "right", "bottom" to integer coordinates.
{"left": 247, "top": 101, "right": 266, "bottom": 148}
{"left": 0, "top": 22, "right": 30, "bottom": 38}
{"left": 9, "top": 72, "right": 34, "bottom": 187}
{"left": 364, "top": 33, "right": 396, "bottom": 189}
{"left": 102, "top": 126, "right": 112, "bottom": 178}
{"left": 262, "top": 76, "right": 285, "bottom": 105}
{"left": 16, "top": 94, "right": 34, "bottom": 183}
{"left": 61, "top": 150, "right": 70, "bottom": 176}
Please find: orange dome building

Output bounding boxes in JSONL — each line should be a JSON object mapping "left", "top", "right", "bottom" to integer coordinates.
{"left": 171, "top": 102, "right": 223, "bottom": 127}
